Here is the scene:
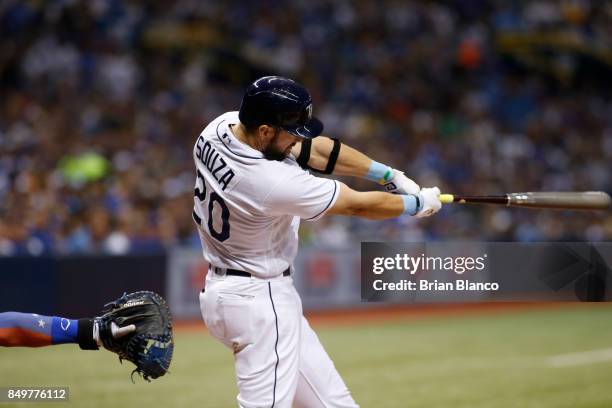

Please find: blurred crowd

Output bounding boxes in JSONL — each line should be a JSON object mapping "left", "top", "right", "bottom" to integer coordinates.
{"left": 1, "top": 0, "right": 611, "bottom": 255}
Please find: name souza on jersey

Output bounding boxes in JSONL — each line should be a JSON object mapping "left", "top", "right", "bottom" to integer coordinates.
{"left": 195, "top": 136, "right": 235, "bottom": 191}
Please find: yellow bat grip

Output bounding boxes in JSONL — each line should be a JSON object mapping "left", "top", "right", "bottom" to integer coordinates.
{"left": 438, "top": 194, "right": 454, "bottom": 204}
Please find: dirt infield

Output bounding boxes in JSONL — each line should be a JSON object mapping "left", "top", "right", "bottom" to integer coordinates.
{"left": 174, "top": 302, "right": 612, "bottom": 332}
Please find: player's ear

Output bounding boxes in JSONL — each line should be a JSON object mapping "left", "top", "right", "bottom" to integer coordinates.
{"left": 257, "top": 124, "right": 277, "bottom": 142}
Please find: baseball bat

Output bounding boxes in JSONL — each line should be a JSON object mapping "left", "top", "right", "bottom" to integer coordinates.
{"left": 438, "top": 191, "right": 611, "bottom": 210}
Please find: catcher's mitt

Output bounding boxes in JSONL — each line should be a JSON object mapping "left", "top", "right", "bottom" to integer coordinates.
{"left": 97, "top": 291, "right": 174, "bottom": 381}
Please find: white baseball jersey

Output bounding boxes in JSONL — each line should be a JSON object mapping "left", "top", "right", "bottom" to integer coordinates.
{"left": 192, "top": 111, "right": 339, "bottom": 278}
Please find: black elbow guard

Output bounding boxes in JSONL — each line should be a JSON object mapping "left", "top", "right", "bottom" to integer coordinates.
{"left": 297, "top": 138, "right": 312, "bottom": 169}
{"left": 323, "top": 137, "right": 341, "bottom": 174}
{"left": 296, "top": 137, "right": 341, "bottom": 175}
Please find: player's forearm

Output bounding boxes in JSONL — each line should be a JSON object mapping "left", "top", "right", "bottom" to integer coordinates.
{"left": 308, "top": 137, "right": 409, "bottom": 189}
{"left": 328, "top": 183, "right": 420, "bottom": 220}
{"left": 349, "top": 192, "right": 404, "bottom": 220}
{"left": 295, "top": 137, "right": 425, "bottom": 199}
{"left": 309, "top": 137, "right": 372, "bottom": 178}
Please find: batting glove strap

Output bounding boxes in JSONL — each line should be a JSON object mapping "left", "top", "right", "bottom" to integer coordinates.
{"left": 384, "top": 169, "right": 421, "bottom": 195}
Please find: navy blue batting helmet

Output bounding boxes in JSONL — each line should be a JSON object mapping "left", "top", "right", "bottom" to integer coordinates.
{"left": 238, "top": 76, "right": 323, "bottom": 139}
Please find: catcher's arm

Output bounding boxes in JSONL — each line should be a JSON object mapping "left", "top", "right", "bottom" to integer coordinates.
{"left": 0, "top": 312, "right": 133, "bottom": 348}
{"left": 1, "top": 292, "right": 173, "bottom": 382}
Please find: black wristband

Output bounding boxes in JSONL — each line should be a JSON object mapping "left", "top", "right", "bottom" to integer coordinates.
{"left": 77, "top": 318, "right": 99, "bottom": 350}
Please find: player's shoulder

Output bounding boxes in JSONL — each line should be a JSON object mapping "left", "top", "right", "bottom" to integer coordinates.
{"left": 250, "top": 157, "right": 318, "bottom": 194}
{"left": 200, "top": 111, "right": 238, "bottom": 140}
{"left": 260, "top": 155, "right": 303, "bottom": 177}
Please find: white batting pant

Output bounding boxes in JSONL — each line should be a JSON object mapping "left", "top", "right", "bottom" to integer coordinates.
{"left": 200, "top": 273, "right": 359, "bottom": 408}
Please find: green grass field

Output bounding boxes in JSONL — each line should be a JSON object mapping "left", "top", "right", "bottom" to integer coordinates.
{"left": 2, "top": 306, "right": 612, "bottom": 407}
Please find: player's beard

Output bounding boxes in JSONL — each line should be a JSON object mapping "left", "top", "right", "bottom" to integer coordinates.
{"left": 262, "top": 131, "right": 291, "bottom": 162}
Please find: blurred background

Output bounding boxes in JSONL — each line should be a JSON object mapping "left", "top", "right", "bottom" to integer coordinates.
{"left": 1, "top": 0, "right": 611, "bottom": 259}
{"left": 2, "top": 0, "right": 612, "bottom": 313}
{"left": 1, "top": 2, "right": 612, "bottom": 407}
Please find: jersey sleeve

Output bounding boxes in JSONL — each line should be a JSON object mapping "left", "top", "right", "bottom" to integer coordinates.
{"left": 262, "top": 167, "right": 339, "bottom": 221}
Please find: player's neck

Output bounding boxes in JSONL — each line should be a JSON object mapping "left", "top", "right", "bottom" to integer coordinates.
{"left": 231, "top": 123, "right": 262, "bottom": 151}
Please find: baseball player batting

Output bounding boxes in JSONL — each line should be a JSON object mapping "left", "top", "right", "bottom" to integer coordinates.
{"left": 194, "top": 76, "right": 441, "bottom": 407}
